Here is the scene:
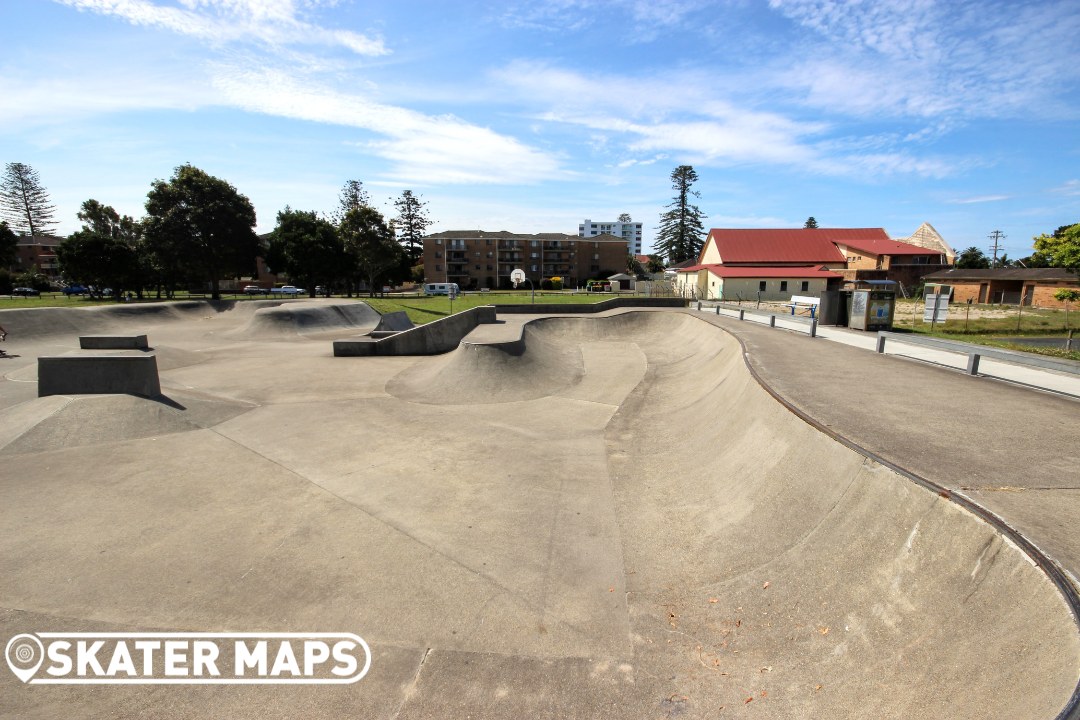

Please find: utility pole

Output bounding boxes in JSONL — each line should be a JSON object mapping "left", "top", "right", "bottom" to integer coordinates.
{"left": 988, "top": 230, "right": 1006, "bottom": 267}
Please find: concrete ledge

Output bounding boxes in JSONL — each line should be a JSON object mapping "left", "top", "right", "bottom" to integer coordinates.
{"left": 38, "top": 355, "right": 161, "bottom": 397}
{"left": 79, "top": 334, "right": 149, "bottom": 350}
{"left": 335, "top": 306, "right": 497, "bottom": 356}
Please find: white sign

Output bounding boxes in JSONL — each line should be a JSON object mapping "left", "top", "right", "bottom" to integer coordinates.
{"left": 923, "top": 293, "right": 949, "bottom": 322}
{"left": 510, "top": 269, "right": 525, "bottom": 287}
{"left": 5, "top": 632, "right": 370, "bottom": 685}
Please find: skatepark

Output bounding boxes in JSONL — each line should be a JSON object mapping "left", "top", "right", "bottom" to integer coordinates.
{"left": 1, "top": 298, "right": 1078, "bottom": 718}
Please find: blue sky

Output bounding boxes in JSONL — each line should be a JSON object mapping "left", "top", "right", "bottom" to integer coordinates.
{"left": 2, "top": 0, "right": 1078, "bottom": 259}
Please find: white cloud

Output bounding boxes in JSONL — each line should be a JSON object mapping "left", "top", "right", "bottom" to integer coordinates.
{"left": 211, "top": 67, "right": 563, "bottom": 185}
{"left": 947, "top": 195, "right": 1011, "bottom": 205}
{"left": 1051, "top": 180, "right": 1080, "bottom": 197}
{"left": 56, "top": 0, "right": 387, "bottom": 55}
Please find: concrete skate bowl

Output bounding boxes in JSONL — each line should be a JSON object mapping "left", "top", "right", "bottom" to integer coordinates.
{"left": 227, "top": 300, "right": 381, "bottom": 340}
{"left": 390, "top": 310, "right": 1080, "bottom": 719}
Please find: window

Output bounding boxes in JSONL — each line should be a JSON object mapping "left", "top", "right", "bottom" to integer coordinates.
{"left": 475, "top": 252, "right": 480, "bottom": 257}
{"left": 436, "top": 265, "right": 443, "bottom": 272}
{"left": 531, "top": 240, "right": 539, "bottom": 247}
{"left": 531, "top": 252, "right": 539, "bottom": 259}
{"left": 759, "top": 281, "right": 767, "bottom": 291}
{"left": 780, "top": 281, "right": 788, "bottom": 292}
{"left": 486, "top": 239, "right": 492, "bottom": 246}
{"left": 435, "top": 251, "right": 442, "bottom": 258}
{"left": 486, "top": 251, "right": 493, "bottom": 258}
{"left": 531, "top": 264, "right": 538, "bottom": 272}
{"left": 436, "top": 239, "right": 443, "bottom": 245}
{"left": 593, "top": 254, "right": 599, "bottom": 260}
{"left": 487, "top": 265, "right": 493, "bottom": 271}
{"left": 800, "top": 281, "right": 809, "bottom": 292}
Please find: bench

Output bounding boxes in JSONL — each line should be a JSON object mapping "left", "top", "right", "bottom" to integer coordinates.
{"left": 79, "top": 334, "right": 149, "bottom": 350}
{"left": 783, "top": 295, "right": 820, "bottom": 318}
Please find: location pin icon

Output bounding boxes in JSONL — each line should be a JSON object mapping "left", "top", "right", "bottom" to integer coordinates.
{"left": 5, "top": 634, "right": 45, "bottom": 683}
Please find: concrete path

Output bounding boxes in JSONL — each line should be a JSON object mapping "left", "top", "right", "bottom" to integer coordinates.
{"left": 0, "top": 301, "right": 1077, "bottom": 719}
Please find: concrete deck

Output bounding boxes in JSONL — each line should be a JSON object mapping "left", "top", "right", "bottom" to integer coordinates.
{"left": 0, "top": 301, "right": 1077, "bottom": 719}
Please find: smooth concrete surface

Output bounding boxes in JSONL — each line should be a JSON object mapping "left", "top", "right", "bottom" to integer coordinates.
{"left": 79, "top": 334, "right": 150, "bottom": 349}
{"left": 1, "top": 302, "right": 1078, "bottom": 719}
{"left": 37, "top": 354, "right": 161, "bottom": 397}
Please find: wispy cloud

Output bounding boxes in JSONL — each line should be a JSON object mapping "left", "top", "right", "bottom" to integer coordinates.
{"left": 211, "top": 66, "right": 563, "bottom": 185}
{"left": 56, "top": 0, "right": 388, "bottom": 55}
{"left": 767, "top": 0, "right": 1080, "bottom": 120}
{"left": 1051, "top": 180, "right": 1080, "bottom": 197}
{"left": 947, "top": 194, "right": 1011, "bottom": 205}
{"left": 496, "top": 0, "right": 709, "bottom": 37}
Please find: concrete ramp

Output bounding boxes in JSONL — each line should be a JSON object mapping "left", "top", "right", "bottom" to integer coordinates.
{"left": 228, "top": 300, "right": 380, "bottom": 339}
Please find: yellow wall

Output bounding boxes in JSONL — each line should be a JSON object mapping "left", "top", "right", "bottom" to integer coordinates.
{"left": 712, "top": 276, "right": 830, "bottom": 302}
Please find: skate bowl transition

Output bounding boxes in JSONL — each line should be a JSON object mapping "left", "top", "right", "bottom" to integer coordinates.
{"left": 0, "top": 302, "right": 1077, "bottom": 719}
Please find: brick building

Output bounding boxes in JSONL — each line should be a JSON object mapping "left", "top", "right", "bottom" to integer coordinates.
{"left": 13, "top": 235, "right": 63, "bottom": 283}
{"left": 922, "top": 268, "right": 1080, "bottom": 307}
{"left": 423, "top": 231, "right": 628, "bottom": 290}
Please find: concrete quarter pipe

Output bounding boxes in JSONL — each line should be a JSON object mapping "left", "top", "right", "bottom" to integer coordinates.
{"left": 0, "top": 303, "right": 1076, "bottom": 718}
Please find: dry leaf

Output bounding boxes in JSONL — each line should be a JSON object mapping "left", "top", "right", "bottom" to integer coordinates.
{"left": 709, "top": 597, "right": 719, "bottom": 603}
{"left": 818, "top": 626, "right": 830, "bottom": 635}
{"left": 744, "top": 696, "right": 753, "bottom": 704}
{"left": 608, "top": 587, "right": 614, "bottom": 592}
{"left": 762, "top": 581, "right": 770, "bottom": 589}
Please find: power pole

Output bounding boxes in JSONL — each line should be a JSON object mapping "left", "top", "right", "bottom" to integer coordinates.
{"left": 988, "top": 230, "right": 1006, "bottom": 267}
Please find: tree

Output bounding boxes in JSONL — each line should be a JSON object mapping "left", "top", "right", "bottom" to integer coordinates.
{"left": 955, "top": 246, "right": 991, "bottom": 269}
{"left": 339, "top": 206, "right": 404, "bottom": 297}
{"left": 1033, "top": 223, "right": 1080, "bottom": 276}
{"left": 804, "top": 216, "right": 819, "bottom": 229}
{"left": 393, "top": 190, "right": 431, "bottom": 264}
{"left": 333, "top": 180, "right": 371, "bottom": 224}
{"left": 618, "top": 213, "right": 633, "bottom": 223}
{"left": 0, "top": 221, "right": 17, "bottom": 269}
{"left": 1054, "top": 288, "right": 1080, "bottom": 330}
{"left": 266, "top": 208, "right": 344, "bottom": 297}
{"left": 626, "top": 254, "right": 644, "bottom": 276}
{"left": 645, "top": 254, "right": 666, "bottom": 273}
{"left": 57, "top": 199, "right": 143, "bottom": 299}
{"left": 655, "top": 165, "right": 706, "bottom": 265}
{"left": 1, "top": 162, "right": 57, "bottom": 236}
{"left": 143, "top": 165, "right": 259, "bottom": 300}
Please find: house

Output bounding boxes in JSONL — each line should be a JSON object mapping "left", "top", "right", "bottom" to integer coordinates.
{"left": 674, "top": 264, "right": 843, "bottom": 301}
{"left": 688, "top": 227, "right": 951, "bottom": 298}
{"left": 422, "top": 231, "right": 627, "bottom": 290}
{"left": 921, "top": 268, "right": 1080, "bottom": 307}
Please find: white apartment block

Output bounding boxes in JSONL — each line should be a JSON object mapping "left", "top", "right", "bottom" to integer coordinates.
{"left": 578, "top": 219, "right": 643, "bottom": 255}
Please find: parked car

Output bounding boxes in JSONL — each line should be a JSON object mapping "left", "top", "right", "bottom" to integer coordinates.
{"left": 243, "top": 285, "right": 270, "bottom": 295}
{"left": 277, "top": 285, "right": 304, "bottom": 295}
{"left": 12, "top": 287, "right": 40, "bottom": 296}
{"left": 62, "top": 284, "right": 88, "bottom": 295}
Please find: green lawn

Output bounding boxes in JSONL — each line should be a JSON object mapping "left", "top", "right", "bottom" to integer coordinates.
{"left": 363, "top": 292, "right": 612, "bottom": 325}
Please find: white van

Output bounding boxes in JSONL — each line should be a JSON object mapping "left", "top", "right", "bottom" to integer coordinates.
{"left": 424, "top": 283, "right": 460, "bottom": 296}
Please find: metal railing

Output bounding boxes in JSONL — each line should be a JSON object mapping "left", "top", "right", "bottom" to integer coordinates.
{"left": 698, "top": 301, "right": 819, "bottom": 337}
{"left": 875, "top": 331, "right": 1080, "bottom": 377}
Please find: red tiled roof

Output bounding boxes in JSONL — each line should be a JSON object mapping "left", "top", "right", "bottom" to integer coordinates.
{"left": 705, "top": 228, "right": 875, "bottom": 264}
{"left": 678, "top": 264, "right": 843, "bottom": 279}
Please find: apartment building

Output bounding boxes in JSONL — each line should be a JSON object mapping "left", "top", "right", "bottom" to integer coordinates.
{"left": 578, "top": 219, "right": 643, "bottom": 255}
{"left": 423, "top": 231, "right": 628, "bottom": 290}
{"left": 13, "top": 235, "right": 63, "bottom": 282}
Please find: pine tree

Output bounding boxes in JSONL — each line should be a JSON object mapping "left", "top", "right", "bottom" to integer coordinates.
{"left": 804, "top": 216, "right": 818, "bottom": 229}
{"left": 1, "top": 162, "right": 57, "bottom": 236}
{"left": 393, "top": 190, "right": 431, "bottom": 264}
{"left": 333, "top": 180, "right": 371, "bottom": 224}
{"left": 655, "top": 166, "right": 706, "bottom": 264}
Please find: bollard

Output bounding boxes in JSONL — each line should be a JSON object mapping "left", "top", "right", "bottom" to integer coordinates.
{"left": 810, "top": 319, "right": 817, "bottom": 338}
{"left": 697, "top": 301, "right": 702, "bottom": 311}
{"left": 715, "top": 306, "right": 720, "bottom": 315}
{"left": 876, "top": 334, "right": 886, "bottom": 353}
{"left": 769, "top": 315, "right": 776, "bottom": 328}
{"left": 967, "top": 353, "right": 981, "bottom": 375}
{"left": 738, "top": 309, "right": 745, "bottom": 321}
